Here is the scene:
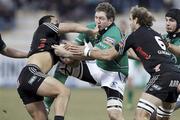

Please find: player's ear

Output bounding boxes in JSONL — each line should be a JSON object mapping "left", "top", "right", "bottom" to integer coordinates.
{"left": 108, "top": 18, "right": 113, "bottom": 25}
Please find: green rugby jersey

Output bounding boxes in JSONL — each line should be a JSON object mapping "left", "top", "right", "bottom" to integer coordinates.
{"left": 75, "top": 22, "right": 128, "bottom": 76}
{"left": 163, "top": 33, "right": 180, "bottom": 64}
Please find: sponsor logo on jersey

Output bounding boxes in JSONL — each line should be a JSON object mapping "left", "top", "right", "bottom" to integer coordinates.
{"left": 154, "top": 64, "right": 161, "bottom": 72}
{"left": 169, "top": 80, "right": 179, "bottom": 87}
{"left": 110, "top": 81, "right": 118, "bottom": 88}
{"left": 136, "top": 47, "right": 151, "bottom": 60}
{"left": 28, "top": 76, "right": 37, "bottom": 85}
{"left": 157, "top": 50, "right": 171, "bottom": 55}
{"left": 104, "top": 37, "right": 116, "bottom": 45}
{"left": 151, "top": 84, "right": 162, "bottom": 91}
{"left": 38, "top": 38, "right": 47, "bottom": 49}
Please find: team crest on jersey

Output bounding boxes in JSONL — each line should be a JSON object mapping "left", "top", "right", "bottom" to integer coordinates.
{"left": 38, "top": 38, "right": 47, "bottom": 49}
{"left": 104, "top": 37, "right": 116, "bottom": 45}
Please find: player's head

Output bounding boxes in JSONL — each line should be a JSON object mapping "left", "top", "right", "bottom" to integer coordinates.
{"left": 39, "top": 15, "right": 59, "bottom": 26}
{"left": 95, "top": 2, "right": 116, "bottom": 31}
{"left": 129, "top": 6, "right": 155, "bottom": 32}
{"left": 165, "top": 8, "right": 180, "bottom": 33}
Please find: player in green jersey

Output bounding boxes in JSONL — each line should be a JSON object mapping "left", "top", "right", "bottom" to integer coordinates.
{"left": 46, "top": 2, "right": 128, "bottom": 120}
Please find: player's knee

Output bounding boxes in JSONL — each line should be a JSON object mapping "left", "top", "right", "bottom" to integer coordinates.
{"left": 135, "top": 99, "right": 156, "bottom": 120}
{"left": 108, "top": 110, "right": 123, "bottom": 120}
{"left": 57, "top": 87, "right": 71, "bottom": 97}
{"left": 30, "top": 111, "right": 47, "bottom": 120}
{"left": 134, "top": 109, "right": 150, "bottom": 120}
{"left": 107, "top": 97, "right": 123, "bottom": 120}
{"left": 52, "top": 82, "right": 71, "bottom": 98}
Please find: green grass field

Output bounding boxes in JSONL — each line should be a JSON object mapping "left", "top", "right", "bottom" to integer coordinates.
{"left": 0, "top": 88, "right": 179, "bottom": 120}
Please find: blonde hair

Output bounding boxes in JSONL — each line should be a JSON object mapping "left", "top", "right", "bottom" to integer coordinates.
{"left": 130, "top": 6, "right": 155, "bottom": 27}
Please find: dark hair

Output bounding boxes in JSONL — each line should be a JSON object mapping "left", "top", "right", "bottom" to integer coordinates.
{"left": 130, "top": 6, "right": 155, "bottom": 27}
{"left": 38, "top": 15, "right": 55, "bottom": 26}
{"left": 166, "top": 8, "right": 180, "bottom": 30}
{"left": 95, "top": 2, "right": 116, "bottom": 21}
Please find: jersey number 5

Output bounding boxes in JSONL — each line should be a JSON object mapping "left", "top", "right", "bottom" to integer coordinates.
{"left": 155, "top": 36, "right": 166, "bottom": 50}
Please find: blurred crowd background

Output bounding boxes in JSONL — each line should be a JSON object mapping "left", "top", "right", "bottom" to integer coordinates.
{"left": 0, "top": 0, "right": 179, "bottom": 31}
{"left": 0, "top": 0, "right": 179, "bottom": 87}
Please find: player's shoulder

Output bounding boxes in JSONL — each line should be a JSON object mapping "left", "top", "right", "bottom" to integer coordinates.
{"left": 38, "top": 22, "right": 59, "bottom": 33}
{"left": 105, "top": 24, "right": 121, "bottom": 36}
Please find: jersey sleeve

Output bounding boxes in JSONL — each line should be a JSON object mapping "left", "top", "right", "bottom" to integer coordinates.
{"left": 116, "top": 34, "right": 134, "bottom": 55}
{"left": 43, "top": 23, "right": 59, "bottom": 34}
{"left": 123, "top": 34, "right": 133, "bottom": 51}
{"left": 0, "top": 34, "right": 6, "bottom": 52}
{"left": 97, "top": 29, "right": 122, "bottom": 50}
{"left": 174, "top": 39, "right": 180, "bottom": 45}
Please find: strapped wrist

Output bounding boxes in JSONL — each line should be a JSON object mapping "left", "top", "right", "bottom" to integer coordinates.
{"left": 84, "top": 46, "right": 91, "bottom": 57}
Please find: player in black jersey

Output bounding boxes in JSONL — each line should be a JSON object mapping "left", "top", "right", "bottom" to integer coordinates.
{"left": 0, "top": 33, "right": 27, "bottom": 58}
{"left": 17, "top": 15, "right": 97, "bottom": 120}
{"left": 64, "top": 7, "right": 180, "bottom": 120}
{"left": 150, "top": 8, "right": 180, "bottom": 120}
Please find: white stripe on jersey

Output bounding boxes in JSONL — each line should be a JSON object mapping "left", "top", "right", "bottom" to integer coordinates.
{"left": 43, "top": 23, "right": 59, "bottom": 33}
{"left": 28, "top": 67, "right": 47, "bottom": 78}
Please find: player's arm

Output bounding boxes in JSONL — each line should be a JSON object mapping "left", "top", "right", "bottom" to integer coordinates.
{"left": 59, "top": 40, "right": 120, "bottom": 61}
{"left": 167, "top": 43, "right": 180, "bottom": 56}
{"left": 88, "top": 46, "right": 119, "bottom": 61}
{"left": 52, "top": 41, "right": 120, "bottom": 61}
{"left": 88, "top": 33, "right": 127, "bottom": 61}
{"left": 0, "top": 34, "right": 27, "bottom": 58}
{"left": 59, "top": 23, "right": 98, "bottom": 35}
{"left": 1, "top": 47, "right": 28, "bottom": 58}
{"left": 127, "top": 48, "right": 140, "bottom": 61}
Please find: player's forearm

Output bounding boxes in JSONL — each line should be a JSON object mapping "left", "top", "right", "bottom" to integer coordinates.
{"left": 168, "top": 44, "right": 180, "bottom": 56}
{"left": 2, "top": 47, "right": 27, "bottom": 58}
{"left": 89, "top": 48, "right": 118, "bottom": 61}
{"left": 59, "top": 23, "right": 93, "bottom": 34}
{"left": 127, "top": 48, "right": 140, "bottom": 61}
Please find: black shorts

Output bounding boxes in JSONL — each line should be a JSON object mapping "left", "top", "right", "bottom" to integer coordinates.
{"left": 145, "top": 72, "right": 180, "bottom": 103}
{"left": 17, "top": 64, "right": 47, "bottom": 104}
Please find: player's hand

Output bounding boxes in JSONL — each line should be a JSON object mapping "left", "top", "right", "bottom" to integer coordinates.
{"left": 65, "top": 44, "right": 85, "bottom": 56}
{"left": 51, "top": 44, "right": 73, "bottom": 57}
{"left": 59, "top": 42, "right": 86, "bottom": 59}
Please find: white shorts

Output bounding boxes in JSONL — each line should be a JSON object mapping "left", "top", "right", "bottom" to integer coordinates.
{"left": 177, "top": 95, "right": 180, "bottom": 102}
{"left": 86, "top": 60, "right": 127, "bottom": 95}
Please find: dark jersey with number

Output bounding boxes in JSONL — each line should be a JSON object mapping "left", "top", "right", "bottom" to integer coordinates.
{"left": 28, "top": 23, "right": 60, "bottom": 64}
{"left": 122, "top": 26, "right": 180, "bottom": 74}
{"left": 0, "top": 34, "right": 6, "bottom": 52}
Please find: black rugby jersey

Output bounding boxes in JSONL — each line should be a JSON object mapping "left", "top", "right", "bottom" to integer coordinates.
{"left": 28, "top": 23, "right": 60, "bottom": 64}
{"left": 0, "top": 34, "right": 6, "bottom": 52}
{"left": 122, "top": 26, "right": 179, "bottom": 74}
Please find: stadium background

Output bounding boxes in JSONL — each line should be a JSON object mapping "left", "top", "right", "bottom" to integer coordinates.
{"left": 0, "top": 0, "right": 179, "bottom": 120}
